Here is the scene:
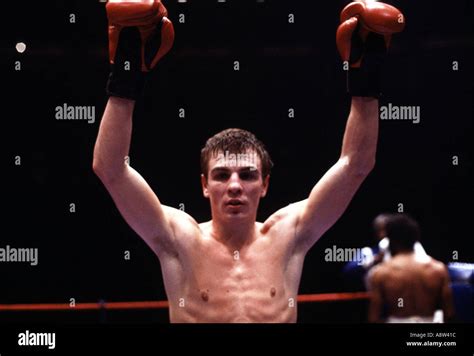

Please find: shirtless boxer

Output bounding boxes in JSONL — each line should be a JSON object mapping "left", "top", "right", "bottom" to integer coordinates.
{"left": 368, "top": 214, "right": 455, "bottom": 323}
{"left": 93, "top": 0, "right": 404, "bottom": 322}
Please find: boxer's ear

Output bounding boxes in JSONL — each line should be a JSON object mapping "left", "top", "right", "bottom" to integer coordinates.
{"left": 201, "top": 174, "right": 210, "bottom": 198}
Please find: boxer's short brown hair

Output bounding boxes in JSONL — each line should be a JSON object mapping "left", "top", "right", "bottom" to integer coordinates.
{"left": 201, "top": 128, "right": 273, "bottom": 179}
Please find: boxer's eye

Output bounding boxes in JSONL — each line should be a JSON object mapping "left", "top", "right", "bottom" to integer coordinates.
{"left": 213, "top": 172, "right": 229, "bottom": 181}
{"left": 240, "top": 171, "right": 258, "bottom": 181}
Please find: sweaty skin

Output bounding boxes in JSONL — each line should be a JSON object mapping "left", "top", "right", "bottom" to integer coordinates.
{"left": 368, "top": 253, "right": 454, "bottom": 323}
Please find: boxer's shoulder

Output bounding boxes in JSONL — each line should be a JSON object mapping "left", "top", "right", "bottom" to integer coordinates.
{"left": 163, "top": 205, "right": 201, "bottom": 239}
{"left": 260, "top": 202, "right": 301, "bottom": 235}
{"left": 257, "top": 204, "right": 305, "bottom": 256}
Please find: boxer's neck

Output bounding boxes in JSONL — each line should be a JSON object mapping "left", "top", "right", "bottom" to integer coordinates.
{"left": 211, "top": 219, "right": 257, "bottom": 250}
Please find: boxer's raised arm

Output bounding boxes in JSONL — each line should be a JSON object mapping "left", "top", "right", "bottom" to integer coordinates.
{"left": 291, "top": 1, "right": 405, "bottom": 252}
{"left": 93, "top": 97, "right": 177, "bottom": 257}
{"left": 93, "top": 1, "right": 179, "bottom": 258}
{"left": 294, "top": 98, "right": 378, "bottom": 251}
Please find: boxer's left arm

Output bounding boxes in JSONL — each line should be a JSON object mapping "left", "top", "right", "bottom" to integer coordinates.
{"left": 287, "top": 1, "right": 405, "bottom": 252}
{"left": 292, "top": 97, "right": 378, "bottom": 252}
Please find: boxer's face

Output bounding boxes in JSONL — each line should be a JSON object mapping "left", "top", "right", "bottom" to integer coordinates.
{"left": 201, "top": 150, "right": 269, "bottom": 222}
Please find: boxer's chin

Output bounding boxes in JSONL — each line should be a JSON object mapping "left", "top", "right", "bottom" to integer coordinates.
{"left": 223, "top": 208, "right": 248, "bottom": 219}
{"left": 221, "top": 204, "right": 251, "bottom": 219}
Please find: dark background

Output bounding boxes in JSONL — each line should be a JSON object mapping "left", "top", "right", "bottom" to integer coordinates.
{"left": 2, "top": 0, "right": 473, "bottom": 324}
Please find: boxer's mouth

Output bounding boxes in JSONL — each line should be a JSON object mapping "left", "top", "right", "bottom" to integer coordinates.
{"left": 226, "top": 199, "right": 244, "bottom": 206}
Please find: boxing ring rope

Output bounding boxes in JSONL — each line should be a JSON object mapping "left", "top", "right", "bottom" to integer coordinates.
{"left": 0, "top": 292, "right": 370, "bottom": 312}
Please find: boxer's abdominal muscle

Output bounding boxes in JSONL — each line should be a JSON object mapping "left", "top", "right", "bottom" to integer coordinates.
{"left": 162, "top": 220, "right": 305, "bottom": 323}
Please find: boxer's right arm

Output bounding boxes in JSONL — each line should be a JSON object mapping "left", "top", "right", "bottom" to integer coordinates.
{"left": 93, "top": 97, "right": 177, "bottom": 257}
{"left": 93, "top": 1, "right": 178, "bottom": 258}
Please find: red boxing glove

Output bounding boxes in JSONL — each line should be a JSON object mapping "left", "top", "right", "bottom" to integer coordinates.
{"left": 336, "top": 1, "right": 405, "bottom": 98}
{"left": 106, "top": 0, "right": 175, "bottom": 100}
